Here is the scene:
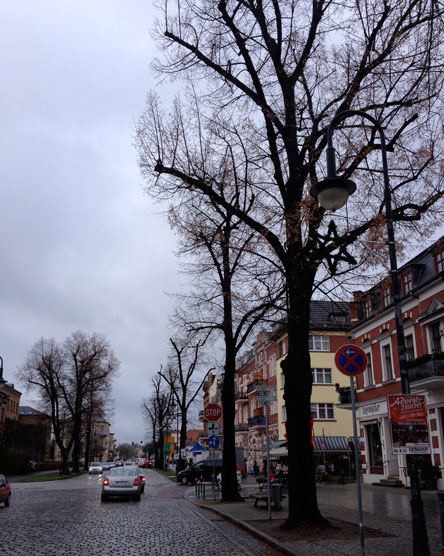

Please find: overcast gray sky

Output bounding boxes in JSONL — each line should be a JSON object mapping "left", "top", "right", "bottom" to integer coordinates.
{"left": 1, "top": 1, "right": 182, "bottom": 443}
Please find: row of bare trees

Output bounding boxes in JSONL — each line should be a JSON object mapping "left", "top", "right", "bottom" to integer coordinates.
{"left": 18, "top": 331, "right": 119, "bottom": 474}
{"left": 137, "top": 0, "right": 444, "bottom": 529}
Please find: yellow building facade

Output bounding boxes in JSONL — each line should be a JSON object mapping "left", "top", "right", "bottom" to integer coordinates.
{"left": 276, "top": 330, "right": 353, "bottom": 443}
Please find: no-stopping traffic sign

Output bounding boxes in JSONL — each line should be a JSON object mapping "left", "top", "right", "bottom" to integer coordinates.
{"left": 334, "top": 345, "right": 367, "bottom": 377}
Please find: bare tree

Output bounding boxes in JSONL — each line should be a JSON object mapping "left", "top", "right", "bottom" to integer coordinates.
{"left": 143, "top": 372, "right": 175, "bottom": 469}
{"left": 18, "top": 332, "right": 119, "bottom": 474}
{"left": 18, "top": 338, "right": 72, "bottom": 474}
{"left": 160, "top": 337, "right": 212, "bottom": 472}
{"left": 137, "top": 0, "right": 444, "bottom": 528}
{"left": 167, "top": 191, "right": 284, "bottom": 500}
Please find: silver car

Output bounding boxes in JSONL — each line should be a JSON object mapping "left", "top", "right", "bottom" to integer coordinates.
{"left": 88, "top": 462, "right": 103, "bottom": 474}
{"left": 101, "top": 466, "right": 142, "bottom": 502}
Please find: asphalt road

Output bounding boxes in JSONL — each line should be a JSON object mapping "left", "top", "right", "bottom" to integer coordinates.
{"left": 1, "top": 469, "right": 276, "bottom": 556}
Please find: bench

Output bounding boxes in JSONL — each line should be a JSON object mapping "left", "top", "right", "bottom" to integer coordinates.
{"left": 251, "top": 493, "right": 269, "bottom": 508}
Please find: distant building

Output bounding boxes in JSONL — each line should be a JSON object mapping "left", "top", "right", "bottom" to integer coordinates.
{"left": 53, "top": 419, "right": 115, "bottom": 464}
{"left": 0, "top": 381, "right": 21, "bottom": 434}
{"left": 18, "top": 406, "right": 52, "bottom": 461}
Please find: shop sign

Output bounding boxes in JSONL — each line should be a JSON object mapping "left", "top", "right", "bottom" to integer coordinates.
{"left": 358, "top": 402, "right": 384, "bottom": 419}
{"left": 387, "top": 394, "right": 430, "bottom": 455}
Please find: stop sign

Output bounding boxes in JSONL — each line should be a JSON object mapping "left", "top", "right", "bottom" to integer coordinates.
{"left": 204, "top": 403, "right": 222, "bottom": 422}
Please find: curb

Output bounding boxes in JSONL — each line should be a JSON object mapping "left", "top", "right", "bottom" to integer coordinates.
{"left": 185, "top": 491, "right": 297, "bottom": 556}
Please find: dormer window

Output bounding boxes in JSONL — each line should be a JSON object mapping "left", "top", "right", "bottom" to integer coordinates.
{"left": 363, "top": 298, "right": 372, "bottom": 319}
{"left": 402, "top": 270, "right": 413, "bottom": 295}
{"left": 382, "top": 286, "right": 391, "bottom": 308}
{"left": 436, "top": 248, "right": 444, "bottom": 273}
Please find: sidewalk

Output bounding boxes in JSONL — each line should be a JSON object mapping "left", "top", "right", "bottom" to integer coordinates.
{"left": 186, "top": 477, "right": 442, "bottom": 555}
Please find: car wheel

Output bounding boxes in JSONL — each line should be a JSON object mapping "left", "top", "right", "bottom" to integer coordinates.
{"left": 101, "top": 493, "right": 108, "bottom": 502}
{"left": 180, "top": 476, "right": 188, "bottom": 485}
{"left": 5, "top": 495, "right": 10, "bottom": 507}
{"left": 134, "top": 493, "right": 141, "bottom": 501}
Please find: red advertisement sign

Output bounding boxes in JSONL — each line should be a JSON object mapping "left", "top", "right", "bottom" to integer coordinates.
{"left": 387, "top": 394, "right": 430, "bottom": 455}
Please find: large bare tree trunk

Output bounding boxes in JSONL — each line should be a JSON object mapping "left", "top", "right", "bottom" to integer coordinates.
{"left": 283, "top": 268, "right": 325, "bottom": 527}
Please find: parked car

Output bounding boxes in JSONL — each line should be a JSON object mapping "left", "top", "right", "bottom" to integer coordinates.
{"left": 139, "top": 473, "right": 146, "bottom": 493}
{"left": 0, "top": 474, "right": 11, "bottom": 507}
{"left": 176, "top": 460, "right": 223, "bottom": 485}
{"left": 88, "top": 462, "right": 103, "bottom": 474}
{"left": 101, "top": 462, "right": 115, "bottom": 471}
{"left": 101, "top": 466, "right": 142, "bottom": 502}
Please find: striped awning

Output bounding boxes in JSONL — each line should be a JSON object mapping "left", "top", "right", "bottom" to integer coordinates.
{"left": 313, "top": 436, "right": 350, "bottom": 453}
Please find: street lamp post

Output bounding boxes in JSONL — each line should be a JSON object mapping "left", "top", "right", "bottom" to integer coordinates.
{"left": 311, "top": 110, "right": 430, "bottom": 556}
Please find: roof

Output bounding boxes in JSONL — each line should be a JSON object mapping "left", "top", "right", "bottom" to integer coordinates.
{"left": 19, "top": 406, "right": 47, "bottom": 416}
{"left": 271, "top": 300, "right": 352, "bottom": 338}
{"left": 309, "top": 300, "right": 351, "bottom": 330}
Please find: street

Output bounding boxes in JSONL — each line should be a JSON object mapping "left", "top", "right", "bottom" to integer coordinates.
{"left": 1, "top": 470, "right": 274, "bottom": 556}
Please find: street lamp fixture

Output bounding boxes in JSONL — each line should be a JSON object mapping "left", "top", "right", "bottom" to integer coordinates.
{"left": 310, "top": 146, "right": 356, "bottom": 210}
{"left": 0, "top": 356, "right": 6, "bottom": 387}
{"left": 313, "top": 110, "right": 429, "bottom": 556}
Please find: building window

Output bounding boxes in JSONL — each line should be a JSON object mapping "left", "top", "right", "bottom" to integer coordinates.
{"left": 402, "top": 271, "right": 413, "bottom": 295}
{"left": 430, "top": 322, "right": 442, "bottom": 353}
{"left": 269, "top": 354, "right": 277, "bottom": 378}
{"left": 312, "top": 368, "right": 332, "bottom": 384}
{"left": 436, "top": 250, "right": 444, "bottom": 273}
{"left": 363, "top": 298, "right": 372, "bottom": 318}
{"left": 405, "top": 333, "right": 415, "bottom": 361}
{"left": 382, "top": 287, "right": 391, "bottom": 308}
{"left": 364, "top": 351, "right": 374, "bottom": 387}
{"left": 279, "top": 339, "right": 287, "bottom": 357}
{"left": 308, "top": 335, "right": 330, "bottom": 351}
{"left": 311, "top": 403, "right": 334, "bottom": 420}
{"left": 282, "top": 406, "right": 287, "bottom": 421}
{"left": 382, "top": 343, "right": 394, "bottom": 381}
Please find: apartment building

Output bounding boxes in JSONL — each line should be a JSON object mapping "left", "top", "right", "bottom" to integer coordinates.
{"left": 235, "top": 301, "right": 354, "bottom": 472}
{"left": 352, "top": 235, "right": 444, "bottom": 488}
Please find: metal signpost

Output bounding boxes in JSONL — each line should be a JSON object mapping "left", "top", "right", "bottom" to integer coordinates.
{"left": 334, "top": 344, "right": 367, "bottom": 556}
{"left": 257, "top": 385, "right": 276, "bottom": 520}
{"left": 205, "top": 404, "right": 221, "bottom": 499}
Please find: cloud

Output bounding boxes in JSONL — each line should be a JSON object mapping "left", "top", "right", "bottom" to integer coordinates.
{"left": 0, "top": 0, "right": 181, "bottom": 442}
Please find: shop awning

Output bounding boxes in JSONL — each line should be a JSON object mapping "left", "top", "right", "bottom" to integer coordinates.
{"left": 313, "top": 436, "right": 350, "bottom": 453}
{"left": 189, "top": 443, "right": 204, "bottom": 453}
{"left": 269, "top": 436, "right": 350, "bottom": 456}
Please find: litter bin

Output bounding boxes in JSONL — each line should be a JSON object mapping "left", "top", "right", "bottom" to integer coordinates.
{"left": 271, "top": 483, "right": 282, "bottom": 510}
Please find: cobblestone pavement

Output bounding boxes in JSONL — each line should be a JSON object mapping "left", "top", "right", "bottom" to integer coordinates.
{"left": 1, "top": 471, "right": 279, "bottom": 556}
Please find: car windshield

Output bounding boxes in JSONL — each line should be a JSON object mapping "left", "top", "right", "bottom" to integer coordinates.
{"left": 90, "top": 463, "right": 101, "bottom": 467}
{"left": 108, "top": 468, "right": 137, "bottom": 476}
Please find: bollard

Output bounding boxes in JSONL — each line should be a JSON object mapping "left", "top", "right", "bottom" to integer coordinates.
{"left": 438, "top": 491, "right": 444, "bottom": 556}
{"left": 271, "top": 483, "right": 282, "bottom": 510}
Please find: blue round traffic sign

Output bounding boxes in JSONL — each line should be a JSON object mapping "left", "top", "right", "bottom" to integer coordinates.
{"left": 208, "top": 435, "right": 220, "bottom": 450}
{"left": 334, "top": 345, "right": 367, "bottom": 376}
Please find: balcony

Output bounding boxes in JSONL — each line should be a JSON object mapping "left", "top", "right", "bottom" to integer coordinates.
{"left": 407, "top": 354, "right": 444, "bottom": 389}
{"left": 247, "top": 380, "right": 267, "bottom": 395}
{"left": 248, "top": 415, "right": 266, "bottom": 428}
{"left": 234, "top": 423, "right": 248, "bottom": 432}
{"left": 335, "top": 384, "right": 354, "bottom": 406}
{"left": 235, "top": 391, "right": 248, "bottom": 404}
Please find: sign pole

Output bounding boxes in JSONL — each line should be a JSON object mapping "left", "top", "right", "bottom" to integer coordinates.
{"left": 213, "top": 446, "right": 216, "bottom": 500}
{"left": 266, "top": 402, "right": 271, "bottom": 520}
{"left": 335, "top": 343, "right": 368, "bottom": 556}
{"left": 350, "top": 375, "right": 365, "bottom": 556}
